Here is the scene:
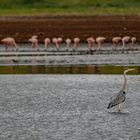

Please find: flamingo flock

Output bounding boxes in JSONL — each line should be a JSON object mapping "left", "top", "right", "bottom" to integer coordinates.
{"left": 0, "top": 35, "right": 137, "bottom": 51}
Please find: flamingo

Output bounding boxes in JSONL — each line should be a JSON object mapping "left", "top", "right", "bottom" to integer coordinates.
{"left": 28, "top": 35, "right": 39, "bottom": 51}
{"left": 131, "top": 37, "right": 136, "bottom": 47}
{"left": 96, "top": 37, "right": 106, "bottom": 50}
{"left": 73, "top": 37, "right": 80, "bottom": 50}
{"left": 65, "top": 38, "right": 72, "bottom": 50}
{"left": 87, "top": 37, "right": 95, "bottom": 50}
{"left": 1, "top": 37, "right": 18, "bottom": 51}
{"left": 112, "top": 37, "right": 122, "bottom": 50}
{"left": 122, "top": 36, "right": 131, "bottom": 48}
{"left": 44, "top": 37, "right": 51, "bottom": 50}
{"left": 57, "top": 37, "right": 63, "bottom": 44}
{"left": 57, "top": 37, "right": 63, "bottom": 50}
{"left": 52, "top": 37, "right": 59, "bottom": 50}
{"left": 52, "top": 37, "right": 63, "bottom": 50}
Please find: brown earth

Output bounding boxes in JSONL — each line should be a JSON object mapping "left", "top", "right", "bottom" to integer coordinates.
{"left": 0, "top": 15, "right": 140, "bottom": 43}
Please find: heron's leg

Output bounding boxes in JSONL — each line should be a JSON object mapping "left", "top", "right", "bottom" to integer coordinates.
{"left": 117, "top": 103, "right": 123, "bottom": 112}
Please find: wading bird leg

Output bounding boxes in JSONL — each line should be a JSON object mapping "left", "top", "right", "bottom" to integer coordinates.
{"left": 44, "top": 44, "right": 47, "bottom": 51}
{"left": 98, "top": 42, "right": 101, "bottom": 50}
{"left": 117, "top": 103, "right": 123, "bottom": 112}
{"left": 5, "top": 45, "right": 8, "bottom": 51}
{"left": 13, "top": 42, "right": 18, "bottom": 51}
{"left": 12, "top": 45, "right": 14, "bottom": 51}
{"left": 122, "top": 41, "right": 125, "bottom": 50}
{"left": 54, "top": 42, "right": 59, "bottom": 51}
{"left": 66, "top": 44, "right": 70, "bottom": 51}
{"left": 72, "top": 44, "right": 76, "bottom": 51}
{"left": 88, "top": 44, "right": 92, "bottom": 51}
{"left": 112, "top": 43, "right": 117, "bottom": 51}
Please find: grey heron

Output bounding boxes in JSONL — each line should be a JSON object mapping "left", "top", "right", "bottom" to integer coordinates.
{"left": 107, "top": 69, "right": 135, "bottom": 112}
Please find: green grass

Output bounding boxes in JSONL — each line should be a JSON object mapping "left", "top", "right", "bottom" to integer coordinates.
{"left": 0, "top": 0, "right": 140, "bottom": 16}
{"left": 0, "top": 7, "right": 140, "bottom": 16}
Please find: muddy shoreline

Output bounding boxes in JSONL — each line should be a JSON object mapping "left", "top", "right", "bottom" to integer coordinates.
{"left": 0, "top": 15, "right": 140, "bottom": 43}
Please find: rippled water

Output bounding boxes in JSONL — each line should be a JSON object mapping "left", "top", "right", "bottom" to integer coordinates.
{"left": 0, "top": 44, "right": 140, "bottom": 74}
{"left": 0, "top": 44, "right": 140, "bottom": 139}
{"left": 0, "top": 75, "right": 139, "bottom": 139}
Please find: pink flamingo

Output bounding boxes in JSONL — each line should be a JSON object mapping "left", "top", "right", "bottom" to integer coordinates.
{"left": 44, "top": 37, "right": 51, "bottom": 50}
{"left": 1, "top": 37, "right": 18, "bottom": 51}
{"left": 29, "top": 35, "right": 39, "bottom": 50}
{"left": 87, "top": 37, "right": 95, "bottom": 50}
{"left": 52, "top": 37, "right": 63, "bottom": 50}
{"left": 65, "top": 38, "right": 72, "bottom": 50}
{"left": 57, "top": 37, "right": 63, "bottom": 50}
{"left": 96, "top": 37, "right": 106, "bottom": 50}
{"left": 52, "top": 37, "right": 59, "bottom": 50}
{"left": 112, "top": 37, "right": 122, "bottom": 50}
{"left": 57, "top": 37, "right": 63, "bottom": 44}
{"left": 131, "top": 37, "right": 136, "bottom": 47}
{"left": 73, "top": 37, "right": 80, "bottom": 50}
{"left": 122, "top": 36, "right": 131, "bottom": 48}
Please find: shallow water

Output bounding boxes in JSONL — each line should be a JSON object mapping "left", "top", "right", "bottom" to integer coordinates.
{"left": 0, "top": 75, "right": 139, "bottom": 139}
{"left": 0, "top": 65, "right": 139, "bottom": 74}
{"left": 0, "top": 44, "right": 140, "bottom": 139}
{"left": 0, "top": 44, "right": 140, "bottom": 74}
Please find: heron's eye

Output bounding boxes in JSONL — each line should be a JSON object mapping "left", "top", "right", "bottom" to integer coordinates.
{"left": 123, "top": 91, "right": 126, "bottom": 94}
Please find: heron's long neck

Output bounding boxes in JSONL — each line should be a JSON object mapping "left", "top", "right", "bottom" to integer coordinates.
{"left": 122, "top": 72, "right": 127, "bottom": 91}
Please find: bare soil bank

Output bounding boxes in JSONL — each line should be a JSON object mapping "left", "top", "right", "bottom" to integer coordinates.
{"left": 0, "top": 15, "right": 140, "bottom": 43}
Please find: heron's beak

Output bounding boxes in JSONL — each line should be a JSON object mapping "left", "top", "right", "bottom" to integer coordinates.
{"left": 127, "top": 68, "right": 135, "bottom": 71}
{"left": 124, "top": 68, "right": 135, "bottom": 73}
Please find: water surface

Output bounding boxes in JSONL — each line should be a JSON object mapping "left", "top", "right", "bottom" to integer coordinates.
{"left": 0, "top": 75, "right": 139, "bottom": 139}
{"left": 0, "top": 65, "right": 139, "bottom": 74}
